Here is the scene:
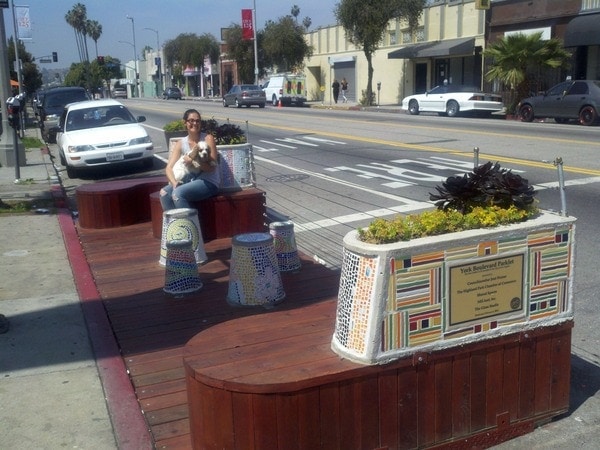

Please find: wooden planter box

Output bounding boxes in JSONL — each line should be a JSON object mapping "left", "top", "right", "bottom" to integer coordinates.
{"left": 333, "top": 210, "right": 576, "bottom": 365}
{"left": 183, "top": 301, "right": 573, "bottom": 449}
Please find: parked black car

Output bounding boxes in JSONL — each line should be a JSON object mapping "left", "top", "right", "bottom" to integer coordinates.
{"left": 162, "top": 87, "right": 182, "bottom": 100}
{"left": 39, "top": 86, "right": 90, "bottom": 142}
{"left": 518, "top": 80, "right": 600, "bottom": 126}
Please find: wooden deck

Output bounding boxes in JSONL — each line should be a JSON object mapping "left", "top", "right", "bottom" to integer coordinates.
{"left": 76, "top": 221, "right": 341, "bottom": 449}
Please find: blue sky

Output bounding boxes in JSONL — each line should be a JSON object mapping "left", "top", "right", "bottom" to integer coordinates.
{"left": 3, "top": 0, "right": 337, "bottom": 68}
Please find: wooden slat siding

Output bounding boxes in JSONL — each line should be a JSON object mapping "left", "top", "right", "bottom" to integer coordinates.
{"left": 518, "top": 336, "right": 536, "bottom": 419}
{"left": 534, "top": 335, "right": 553, "bottom": 414}
{"left": 550, "top": 328, "right": 571, "bottom": 411}
{"left": 435, "top": 358, "right": 453, "bottom": 442}
{"left": 485, "top": 347, "right": 504, "bottom": 429}
{"left": 503, "top": 342, "right": 520, "bottom": 422}
{"left": 397, "top": 367, "right": 418, "bottom": 449}
{"left": 451, "top": 353, "right": 471, "bottom": 437}
{"left": 378, "top": 370, "right": 399, "bottom": 448}
{"left": 319, "top": 383, "right": 342, "bottom": 450}
{"left": 417, "top": 363, "right": 436, "bottom": 447}
{"left": 470, "top": 350, "right": 488, "bottom": 432}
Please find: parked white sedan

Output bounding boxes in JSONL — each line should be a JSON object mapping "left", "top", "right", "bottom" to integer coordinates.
{"left": 56, "top": 99, "right": 154, "bottom": 178}
{"left": 402, "top": 85, "right": 504, "bottom": 117}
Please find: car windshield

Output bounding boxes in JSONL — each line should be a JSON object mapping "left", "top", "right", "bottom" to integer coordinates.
{"left": 429, "top": 85, "right": 479, "bottom": 94}
{"left": 241, "top": 85, "right": 260, "bottom": 91}
{"left": 66, "top": 105, "right": 134, "bottom": 131}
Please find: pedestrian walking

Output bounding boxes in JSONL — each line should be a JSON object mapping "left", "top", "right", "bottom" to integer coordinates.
{"left": 341, "top": 78, "right": 348, "bottom": 103}
{"left": 332, "top": 79, "right": 340, "bottom": 104}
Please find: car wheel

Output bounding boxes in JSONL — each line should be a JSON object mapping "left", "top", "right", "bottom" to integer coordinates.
{"left": 259, "top": 103, "right": 265, "bottom": 108}
{"left": 579, "top": 106, "right": 598, "bottom": 126}
{"left": 272, "top": 95, "right": 278, "bottom": 106}
{"left": 446, "top": 100, "right": 459, "bottom": 117}
{"left": 235, "top": 99, "right": 241, "bottom": 108}
{"left": 66, "top": 165, "right": 77, "bottom": 179}
{"left": 223, "top": 98, "right": 228, "bottom": 107}
{"left": 408, "top": 100, "right": 419, "bottom": 115}
{"left": 519, "top": 104, "right": 534, "bottom": 122}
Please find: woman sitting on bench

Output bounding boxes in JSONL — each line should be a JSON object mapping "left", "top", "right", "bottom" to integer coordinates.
{"left": 160, "top": 109, "right": 220, "bottom": 211}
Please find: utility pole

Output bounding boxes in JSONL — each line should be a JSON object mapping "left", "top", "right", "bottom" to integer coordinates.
{"left": 0, "top": 7, "right": 24, "bottom": 169}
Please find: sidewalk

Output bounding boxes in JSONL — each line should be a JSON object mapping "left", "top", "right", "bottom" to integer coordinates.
{"left": 1, "top": 121, "right": 598, "bottom": 449}
{"left": 0, "top": 128, "right": 122, "bottom": 449}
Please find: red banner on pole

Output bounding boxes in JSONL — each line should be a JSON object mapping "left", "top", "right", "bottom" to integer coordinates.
{"left": 241, "top": 9, "right": 254, "bottom": 40}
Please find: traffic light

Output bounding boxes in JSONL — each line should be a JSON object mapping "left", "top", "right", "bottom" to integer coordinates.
{"left": 52, "top": 51, "right": 58, "bottom": 62}
{"left": 97, "top": 56, "right": 105, "bottom": 65}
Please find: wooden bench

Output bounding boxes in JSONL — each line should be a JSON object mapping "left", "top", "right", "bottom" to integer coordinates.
{"left": 149, "top": 188, "right": 267, "bottom": 241}
{"left": 76, "top": 177, "right": 167, "bottom": 229}
{"left": 183, "top": 305, "right": 572, "bottom": 449}
{"left": 76, "top": 177, "right": 268, "bottom": 241}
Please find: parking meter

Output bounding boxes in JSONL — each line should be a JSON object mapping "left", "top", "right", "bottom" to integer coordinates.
{"left": 377, "top": 82, "right": 381, "bottom": 106}
{"left": 6, "top": 96, "right": 21, "bottom": 130}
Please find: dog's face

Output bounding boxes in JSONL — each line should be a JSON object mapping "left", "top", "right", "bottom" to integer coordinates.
{"left": 198, "top": 142, "right": 209, "bottom": 160}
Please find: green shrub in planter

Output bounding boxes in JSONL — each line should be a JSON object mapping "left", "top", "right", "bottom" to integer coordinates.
{"left": 162, "top": 118, "right": 247, "bottom": 145}
{"left": 358, "top": 162, "right": 538, "bottom": 244}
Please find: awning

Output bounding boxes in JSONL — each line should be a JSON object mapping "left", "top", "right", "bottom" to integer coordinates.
{"left": 328, "top": 55, "right": 356, "bottom": 66}
{"left": 564, "top": 14, "right": 600, "bottom": 47}
{"left": 388, "top": 37, "right": 475, "bottom": 59}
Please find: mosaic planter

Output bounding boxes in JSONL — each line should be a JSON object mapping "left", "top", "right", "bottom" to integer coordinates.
{"left": 333, "top": 210, "right": 576, "bottom": 365}
{"left": 168, "top": 138, "right": 255, "bottom": 192}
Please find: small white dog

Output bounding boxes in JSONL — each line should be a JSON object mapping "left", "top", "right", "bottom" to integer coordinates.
{"left": 172, "top": 141, "right": 210, "bottom": 183}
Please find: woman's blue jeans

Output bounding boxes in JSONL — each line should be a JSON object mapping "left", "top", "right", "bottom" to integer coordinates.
{"left": 160, "top": 178, "right": 219, "bottom": 211}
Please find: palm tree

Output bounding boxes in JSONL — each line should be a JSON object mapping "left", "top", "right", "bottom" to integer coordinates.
{"left": 65, "top": 3, "right": 90, "bottom": 63}
{"left": 87, "top": 20, "right": 102, "bottom": 58}
{"left": 484, "top": 32, "right": 571, "bottom": 114}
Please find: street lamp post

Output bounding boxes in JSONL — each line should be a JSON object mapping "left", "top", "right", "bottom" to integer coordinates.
{"left": 144, "top": 27, "right": 161, "bottom": 97}
{"left": 126, "top": 15, "right": 139, "bottom": 97}
{"left": 118, "top": 40, "right": 136, "bottom": 97}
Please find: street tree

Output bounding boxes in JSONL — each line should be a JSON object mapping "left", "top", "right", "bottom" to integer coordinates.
{"left": 262, "top": 15, "right": 313, "bottom": 73}
{"left": 65, "top": 3, "right": 91, "bottom": 63}
{"left": 484, "top": 32, "right": 571, "bottom": 114}
{"left": 223, "top": 24, "right": 266, "bottom": 83}
{"left": 163, "top": 33, "right": 220, "bottom": 93}
{"left": 87, "top": 19, "right": 102, "bottom": 59}
{"left": 7, "top": 37, "right": 42, "bottom": 96}
{"left": 335, "top": 0, "right": 425, "bottom": 105}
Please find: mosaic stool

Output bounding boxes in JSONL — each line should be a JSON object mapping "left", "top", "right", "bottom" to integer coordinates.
{"left": 227, "top": 232, "right": 285, "bottom": 307}
{"left": 163, "top": 239, "right": 203, "bottom": 295}
{"left": 159, "top": 208, "right": 207, "bottom": 266}
{"left": 269, "top": 221, "right": 301, "bottom": 272}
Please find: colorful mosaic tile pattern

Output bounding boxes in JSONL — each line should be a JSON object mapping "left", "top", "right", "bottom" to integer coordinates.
{"left": 269, "top": 221, "right": 301, "bottom": 272}
{"left": 227, "top": 233, "right": 285, "bottom": 306}
{"left": 218, "top": 146, "right": 255, "bottom": 191}
{"left": 334, "top": 248, "right": 377, "bottom": 354}
{"left": 334, "top": 224, "right": 574, "bottom": 361}
{"left": 163, "top": 239, "right": 203, "bottom": 295}
{"left": 159, "top": 208, "right": 206, "bottom": 265}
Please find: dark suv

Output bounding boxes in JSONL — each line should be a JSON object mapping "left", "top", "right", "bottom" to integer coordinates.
{"left": 162, "top": 87, "right": 182, "bottom": 100}
{"left": 39, "top": 87, "right": 90, "bottom": 142}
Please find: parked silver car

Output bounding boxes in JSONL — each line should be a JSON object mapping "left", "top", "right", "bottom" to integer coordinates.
{"left": 223, "top": 85, "right": 266, "bottom": 108}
